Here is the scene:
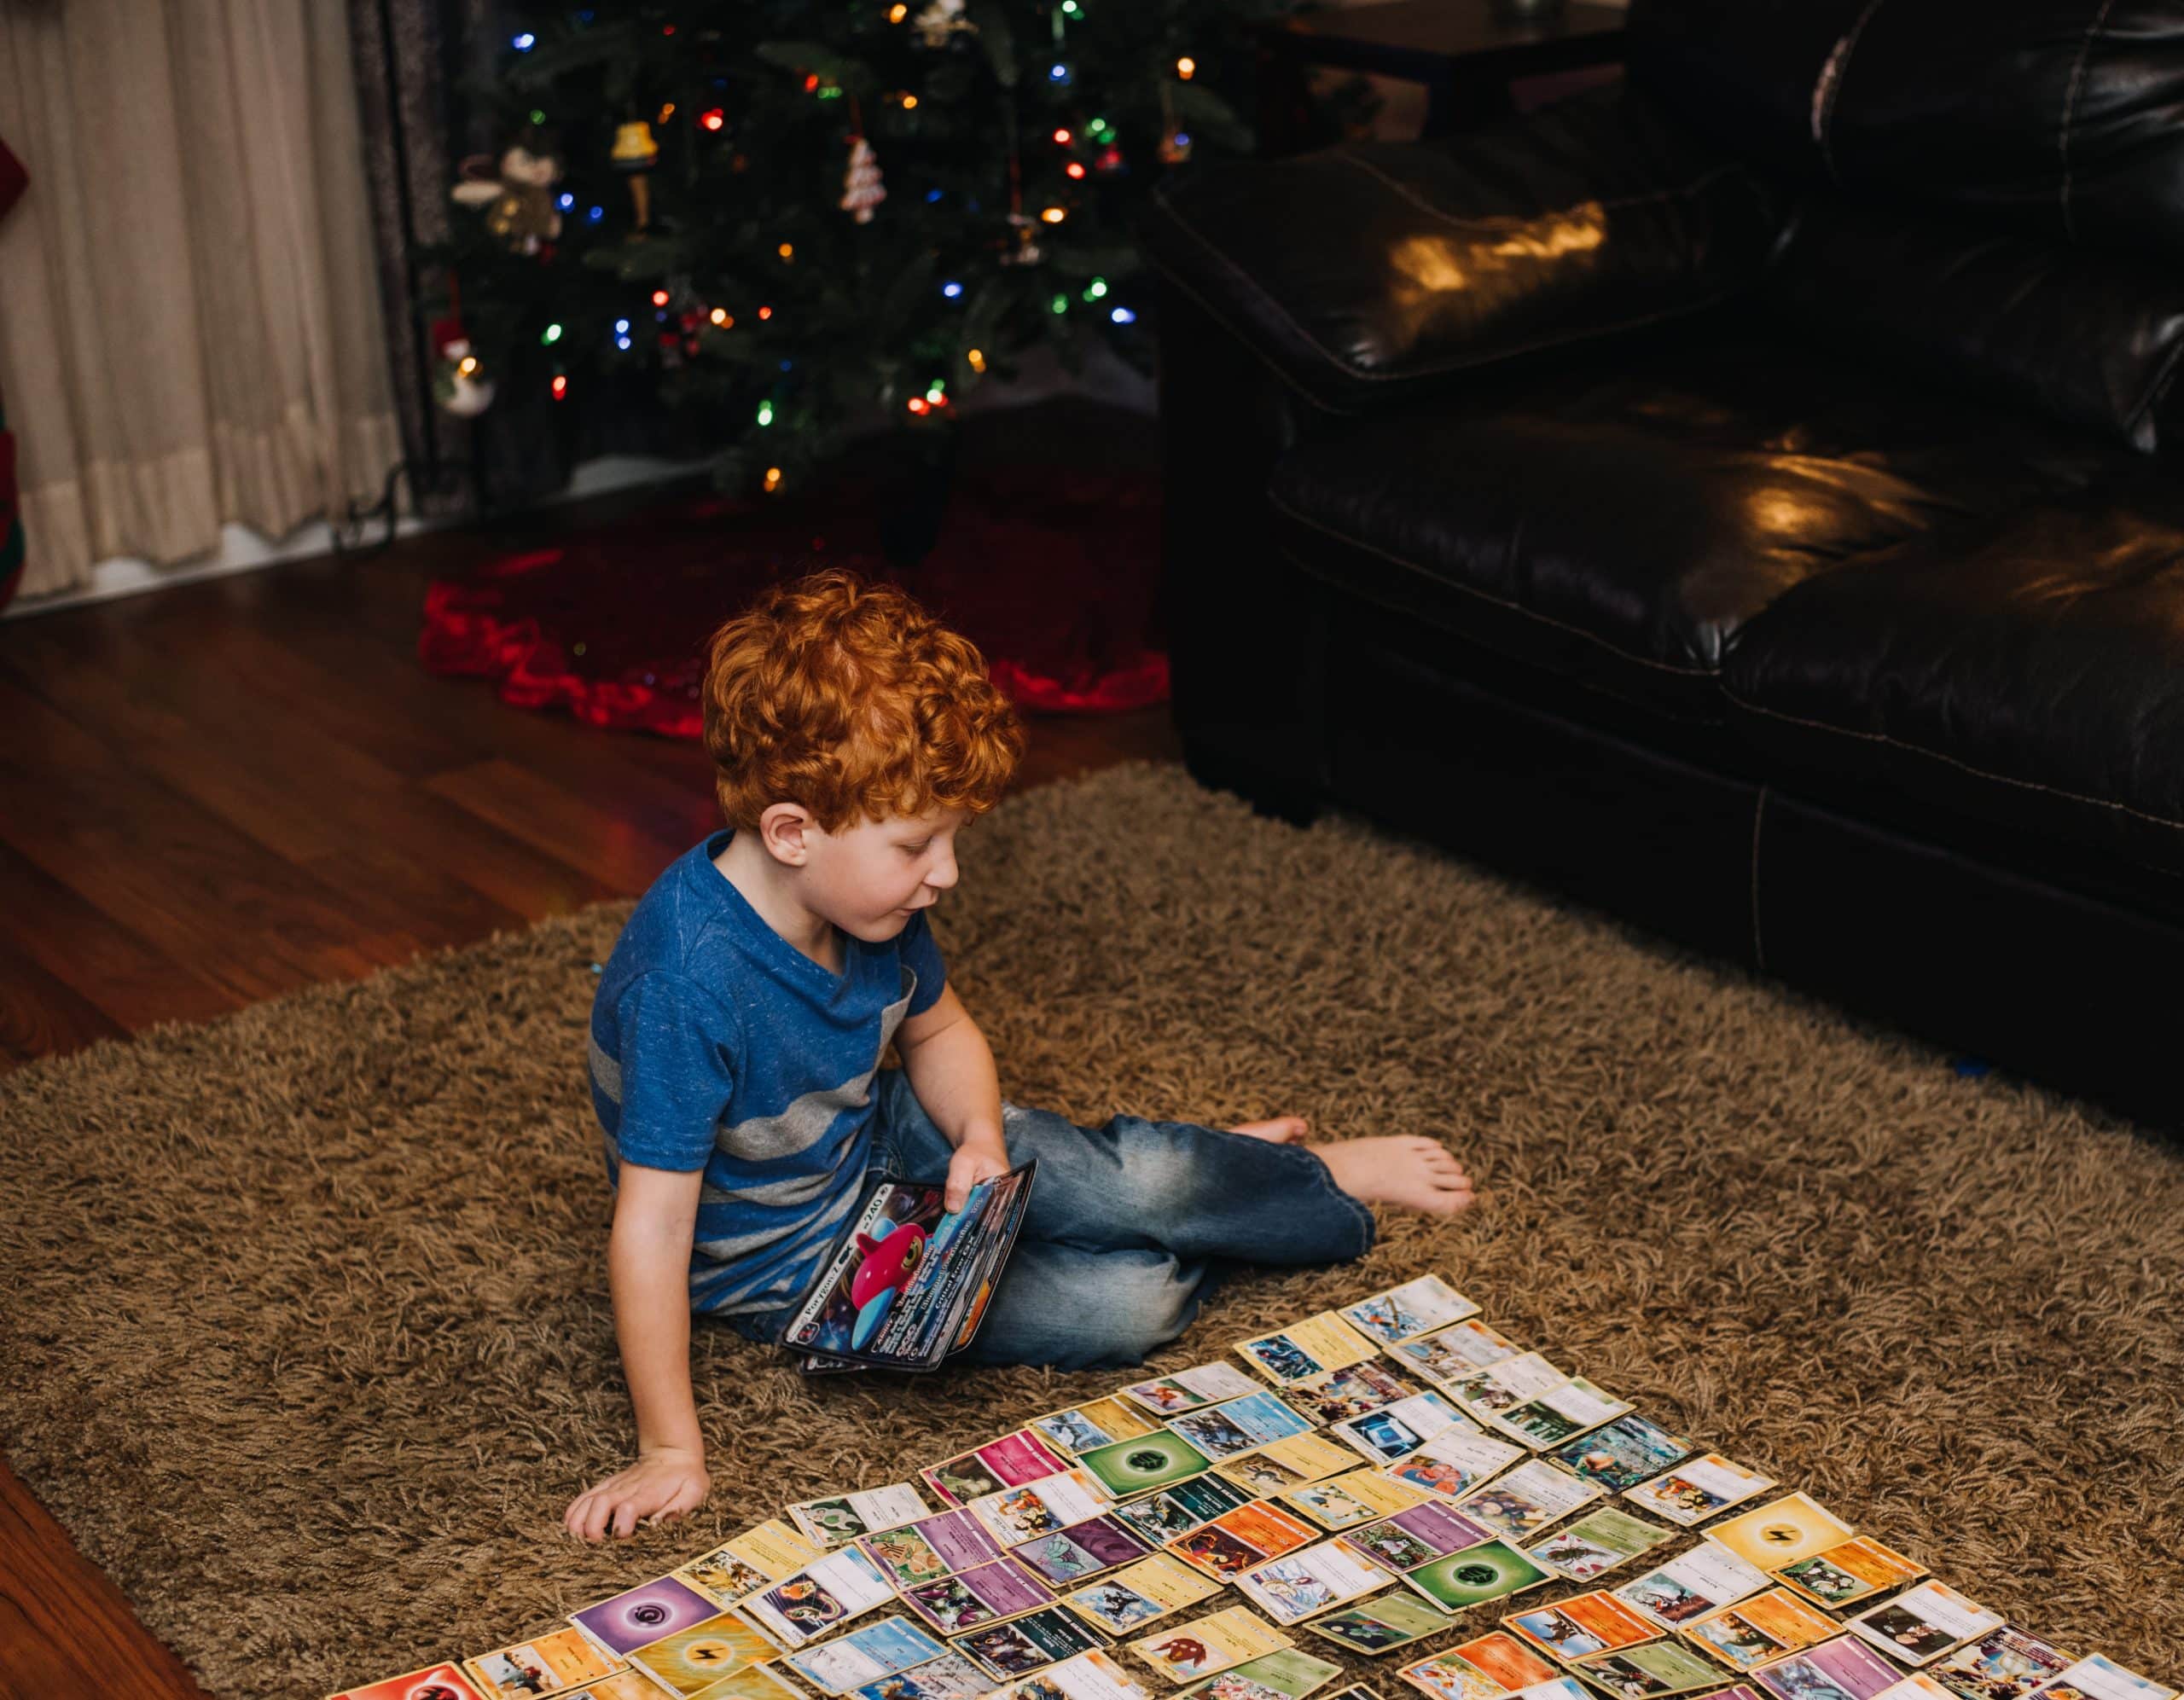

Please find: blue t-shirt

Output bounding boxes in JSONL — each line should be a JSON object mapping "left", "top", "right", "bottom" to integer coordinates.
{"left": 587, "top": 827, "right": 948, "bottom": 1316}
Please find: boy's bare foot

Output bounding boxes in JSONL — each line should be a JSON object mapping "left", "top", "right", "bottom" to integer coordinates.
{"left": 1228, "top": 1115, "right": 1309, "bottom": 1144}
{"left": 1317, "top": 1135, "right": 1475, "bottom": 1216}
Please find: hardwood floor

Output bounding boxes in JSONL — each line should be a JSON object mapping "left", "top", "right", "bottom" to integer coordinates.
{"left": 0, "top": 479, "right": 1179, "bottom": 1699}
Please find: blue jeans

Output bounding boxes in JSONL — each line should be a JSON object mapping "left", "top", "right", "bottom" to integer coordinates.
{"left": 733, "top": 1070, "right": 1375, "bottom": 1372}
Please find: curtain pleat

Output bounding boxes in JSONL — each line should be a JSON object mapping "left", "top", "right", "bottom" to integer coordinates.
{"left": 0, "top": 0, "right": 400, "bottom": 600}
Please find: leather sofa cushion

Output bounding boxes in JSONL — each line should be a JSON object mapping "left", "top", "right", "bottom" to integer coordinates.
{"left": 1627, "top": 0, "right": 2184, "bottom": 264}
{"left": 1724, "top": 472, "right": 2184, "bottom": 878}
{"left": 1135, "top": 84, "right": 1784, "bottom": 414}
{"left": 1266, "top": 316, "right": 2122, "bottom": 717}
{"left": 1764, "top": 194, "right": 2184, "bottom": 453}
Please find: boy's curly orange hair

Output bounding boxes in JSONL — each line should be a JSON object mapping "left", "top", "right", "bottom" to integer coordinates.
{"left": 702, "top": 570, "right": 1026, "bottom": 833}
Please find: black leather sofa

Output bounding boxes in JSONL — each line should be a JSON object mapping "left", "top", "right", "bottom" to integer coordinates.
{"left": 1139, "top": 0, "right": 2184, "bottom": 1127}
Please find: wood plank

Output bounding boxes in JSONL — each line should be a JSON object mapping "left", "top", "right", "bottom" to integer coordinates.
{"left": 424, "top": 756, "right": 690, "bottom": 895}
{"left": 0, "top": 1454, "right": 213, "bottom": 1700}
{"left": 0, "top": 836, "right": 238, "bottom": 1048}
{"left": 0, "top": 939, "right": 131, "bottom": 1069}
{"left": 0, "top": 674, "right": 391, "bottom": 1000}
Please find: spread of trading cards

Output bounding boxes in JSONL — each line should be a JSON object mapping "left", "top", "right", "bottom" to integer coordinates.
{"left": 787, "top": 1163, "right": 1038, "bottom": 1373}
{"left": 328, "top": 1272, "right": 2177, "bottom": 1700}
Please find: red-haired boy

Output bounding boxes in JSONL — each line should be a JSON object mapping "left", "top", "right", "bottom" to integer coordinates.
{"left": 567, "top": 572, "right": 1472, "bottom": 1541}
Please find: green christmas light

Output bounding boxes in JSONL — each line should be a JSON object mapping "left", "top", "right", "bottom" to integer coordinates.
{"left": 541, "top": 322, "right": 564, "bottom": 345}
{"left": 529, "top": 107, "right": 546, "bottom": 127}
{"left": 1050, "top": 293, "right": 1068, "bottom": 315}
{"left": 1085, "top": 277, "right": 1108, "bottom": 299}
{"left": 757, "top": 400, "right": 775, "bottom": 426}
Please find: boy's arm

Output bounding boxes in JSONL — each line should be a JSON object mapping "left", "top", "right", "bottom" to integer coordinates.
{"left": 609, "top": 1163, "right": 706, "bottom": 1455}
{"left": 895, "top": 983, "right": 1011, "bottom": 1210}
{"left": 565, "top": 1163, "right": 711, "bottom": 1540}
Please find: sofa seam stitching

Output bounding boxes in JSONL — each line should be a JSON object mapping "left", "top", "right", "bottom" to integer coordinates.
{"left": 1143, "top": 183, "right": 1755, "bottom": 390}
{"left": 1141, "top": 246, "right": 1359, "bottom": 413}
{"left": 1271, "top": 494, "right": 1719, "bottom": 677}
{"left": 1148, "top": 181, "right": 1397, "bottom": 385}
{"left": 2060, "top": 0, "right": 2118, "bottom": 246}
{"left": 1722, "top": 686, "right": 2184, "bottom": 835}
{"left": 1332, "top": 150, "right": 1751, "bottom": 234}
{"left": 1814, "top": 0, "right": 1889, "bottom": 186}
{"left": 2128, "top": 326, "right": 2184, "bottom": 435}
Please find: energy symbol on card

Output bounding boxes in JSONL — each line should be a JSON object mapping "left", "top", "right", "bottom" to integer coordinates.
{"left": 1759, "top": 1524, "right": 1801, "bottom": 1546}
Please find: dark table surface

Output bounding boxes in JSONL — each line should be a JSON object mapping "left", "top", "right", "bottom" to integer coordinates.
{"left": 1280, "top": 0, "right": 1628, "bottom": 59}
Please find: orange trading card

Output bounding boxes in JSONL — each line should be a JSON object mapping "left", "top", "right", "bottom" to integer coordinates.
{"left": 1452, "top": 1633, "right": 1560, "bottom": 1691}
{"left": 1505, "top": 1590, "right": 1658, "bottom": 1661}
{"left": 1217, "top": 1503, "right": 1318, "bottom": 1560}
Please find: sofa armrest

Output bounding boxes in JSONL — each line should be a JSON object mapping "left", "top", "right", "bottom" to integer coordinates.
{"left": 1136, "top": 84, "right": 1787, "bottom": 414}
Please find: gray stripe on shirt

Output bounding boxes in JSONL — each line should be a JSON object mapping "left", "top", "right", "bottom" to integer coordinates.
{"left": 715, "top": 991, "right": 912, "bottom": 1161}
{"left": 589, "top": 1030, "right": 623, "bottom": 1105}
{"left": 693, "top": 1163, "right": 865, "bottom": 1265}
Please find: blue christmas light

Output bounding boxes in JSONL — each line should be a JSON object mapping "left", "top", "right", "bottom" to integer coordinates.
{"left": 512, "top": 31, "right": 536, "bottom": 50}
{"left": 558, "top": 192, "right": 575, "bottom": 211}
{"left": 616, "top": 334, "right": 633, "bottom": 350}
{"left": 614, "top": 318, "right": 631, "bottom": 334}
{"left": 1110, "top": 306, "right": 1137, "bottom": 324}
{"left": 1048, "top": 61, "right": 1072, "bottom": 84}
{"left": 1173, "top": 131, "right": 1191, "bottom": 147}
{"left": 926, "top": 189, "right": 944, "bottom": 203}
{"left": 943, "top": 281, "right": 964, "bottom": 299}
{"left": 587, "top": 204, "right": 605, "bottom": 223}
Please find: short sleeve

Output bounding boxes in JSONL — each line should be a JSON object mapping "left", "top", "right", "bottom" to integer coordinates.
{"left": 898, "top": 909, "right": 949, "bottom": 1017}
{"left": 608, "top": 973, "right": 738, "bottom": 1172}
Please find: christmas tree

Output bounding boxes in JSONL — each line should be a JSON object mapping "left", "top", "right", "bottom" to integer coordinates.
{"left": 435, "top": 0, "right": 1288, "bottom": 496}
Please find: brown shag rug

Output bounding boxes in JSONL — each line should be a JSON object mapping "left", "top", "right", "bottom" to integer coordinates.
{"left": 3, "top": 762, "right": 2181, "bottom": 1700}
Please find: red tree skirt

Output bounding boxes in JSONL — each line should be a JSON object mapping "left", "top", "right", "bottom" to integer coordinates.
{"left": 420, "top": 466, "right": 1169, "bottom": 737}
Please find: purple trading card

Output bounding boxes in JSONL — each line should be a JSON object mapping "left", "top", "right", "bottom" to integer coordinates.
{"left": 571, "top": 1575, "right": 721, "bottom": 1655}
{"left": 918, "top": 1508, "right": 1007, "bottom": 1572}
{"left": 1757, "top": 1637, "right": 1905, "bottom": 1700}
{"left": 962, "top": 1558, "right": 1052, "bottom": 1616}
{"left": 903, "top": 1559, "right": 1054, "bottom": 1633}
{"left": 1389, "top": 1500, "right": 1495, "bottom": 1555}
{"left": 1060, "top": 1517, "right": 1148, "bottom": 1567}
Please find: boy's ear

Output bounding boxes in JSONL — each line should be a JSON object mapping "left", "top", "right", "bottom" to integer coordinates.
{"left": 757, "top": 801, "right": 816, "bottom": 865}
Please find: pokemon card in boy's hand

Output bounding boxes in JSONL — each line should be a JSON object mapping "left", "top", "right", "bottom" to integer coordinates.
{"left": 784, "top": 1162, "right": 1037, "bottom": 1372}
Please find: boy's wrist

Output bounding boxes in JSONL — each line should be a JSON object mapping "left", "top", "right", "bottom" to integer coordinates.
{"left": 954, "top": 1122, "right": 1006, "bottom": 1156}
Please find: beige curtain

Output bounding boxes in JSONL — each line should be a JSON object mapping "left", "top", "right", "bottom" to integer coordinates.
{"left": 0, "top": 0, "right": 400, "bottom": 600}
